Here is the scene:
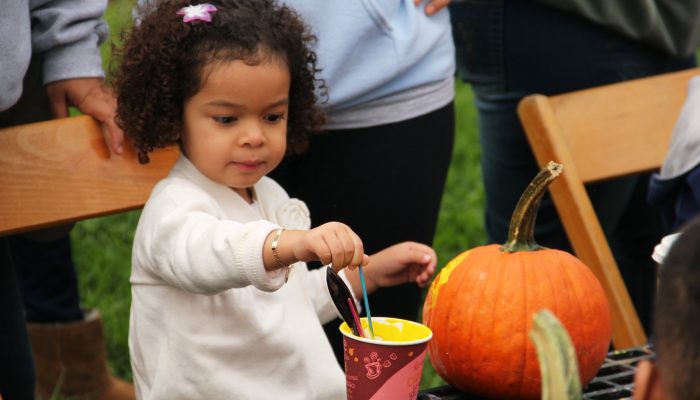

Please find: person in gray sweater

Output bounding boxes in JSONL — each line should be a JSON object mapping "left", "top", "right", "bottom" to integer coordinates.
{"left": 0, "top": 1, "right": 131, "bottom": 399}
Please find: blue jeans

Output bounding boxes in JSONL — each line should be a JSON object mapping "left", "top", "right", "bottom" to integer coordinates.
{"left": 450, "top": 0, "right": 696, "bottom": 332}
{"left": 0, "top": 239, "right": 35, "bottom": 399}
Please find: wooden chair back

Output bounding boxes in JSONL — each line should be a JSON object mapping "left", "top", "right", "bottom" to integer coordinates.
{"left": 0, "top": 115, "right": 178, "bottom": 235}
{"left": 517, "top": 67, "right": 700, "bottom": 349}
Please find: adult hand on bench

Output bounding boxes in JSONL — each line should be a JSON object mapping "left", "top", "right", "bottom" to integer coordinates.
{"left": 46, "top": 77, "right": 125, "bottom": 155}
{"left": 413, "top": 0, "right": 450, "bottom": 16}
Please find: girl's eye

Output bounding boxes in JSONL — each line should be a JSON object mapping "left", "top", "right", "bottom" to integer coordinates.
{"left": 263, "top": 113, "right": 286, "bottom": 123}
{"left": 213, "top": 116, "right": 236, "bottom": 124}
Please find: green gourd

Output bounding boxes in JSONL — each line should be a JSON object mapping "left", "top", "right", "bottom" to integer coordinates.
{"left": 529, "top": 309, "right": 582, "bottom": 400}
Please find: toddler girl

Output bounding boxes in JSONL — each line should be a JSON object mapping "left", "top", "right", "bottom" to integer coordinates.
{"left": 113, "top": 1, "right": 436, "bottom": 398}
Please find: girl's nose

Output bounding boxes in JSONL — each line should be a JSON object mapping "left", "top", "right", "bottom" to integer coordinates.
{"left": 239, "top": 122, "right": 265, "bottom": 147}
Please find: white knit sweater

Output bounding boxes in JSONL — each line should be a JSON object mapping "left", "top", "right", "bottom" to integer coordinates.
{"left": 129, "top": 156, "right": 346, "bottom": 399}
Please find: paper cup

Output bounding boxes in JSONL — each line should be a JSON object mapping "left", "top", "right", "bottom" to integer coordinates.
{"left": 339, "top": 317, "right": 432, "bottom": 400}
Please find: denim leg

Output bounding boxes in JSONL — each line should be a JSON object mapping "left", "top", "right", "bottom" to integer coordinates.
{"left": 450, "top": 0, "right": 696, "bottom": 332}
{"left": 0, "top": 238, "right": 36, "bottom": 400}
{"left": 11, "top": 233, "right": 83, "bottom": 323}
{"left": 475, "top": 92, "right": 572, "bottom": 249}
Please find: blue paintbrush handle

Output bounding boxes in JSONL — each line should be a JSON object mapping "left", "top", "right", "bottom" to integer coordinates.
{"left": 358, "top": 265, "right": 374, "bottom": 338}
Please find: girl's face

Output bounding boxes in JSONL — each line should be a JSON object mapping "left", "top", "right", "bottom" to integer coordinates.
{"left": 181, "top": 58, "right": 290, "bottom": 202}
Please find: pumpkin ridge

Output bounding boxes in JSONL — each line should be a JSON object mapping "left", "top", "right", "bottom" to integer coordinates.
{"left": 578, "top": 257, "right": 609, "bottom": 377}
{"left": 486, "top": 251, "right": 508, "bottom": 390}
{"left": 561, "top": 253, "right": 608, "bottom": 383}
{"left": 582, "top": 265, "right": 599, "bottom": 374}
{"left": 436, "top": 249, "right": 465, "bottom": 379}
{"left": 499, "top": 250, "right": 518, "bottom": 387}
{"left": 517, "top": 251, "right": 529, "bottom": 396}
{"left": 528, "top": 253, "right": 550, "bottom": 394}
{"left": 544, "top": 251, "right": 566, "bottom": 339}
{"left": 559, "top": 253, "right": 585, "bottom": 379}
{"left": 553, "top": 252, "right": 583, "bottom": 385}
{"left": 456, "top": 247, "right": 490, "bottom": 383}
{"left": 525, "top": 251, "right": 546, "bottom": 396}
{"left": 543, "top": 252, "right": 568, "bottom": 388}
{"left": 442, "top": 257, "right": 460, "bottom": 380}
{"left": 467, "top": 247, "right": 500, "bottom": 389}
{"left": 430, "top": 269, "right": 449, "bottom": 376}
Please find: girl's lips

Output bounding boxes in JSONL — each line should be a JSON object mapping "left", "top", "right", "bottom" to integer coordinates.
{"left": 233, "top": 160, "right": 264, "bottom": 171}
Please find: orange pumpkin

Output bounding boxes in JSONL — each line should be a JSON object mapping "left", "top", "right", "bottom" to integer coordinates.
{"left": 422, "top": 161, "right": 611, "bottom": 400}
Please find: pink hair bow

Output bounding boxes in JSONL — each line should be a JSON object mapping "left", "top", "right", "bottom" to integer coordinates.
{"left": 177, "top": 3, "right": 218, "bottom": 23}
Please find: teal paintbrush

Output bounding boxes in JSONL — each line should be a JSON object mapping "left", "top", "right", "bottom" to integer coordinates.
{"left": 358, "top": 264, "right": 374, "bottom": 339}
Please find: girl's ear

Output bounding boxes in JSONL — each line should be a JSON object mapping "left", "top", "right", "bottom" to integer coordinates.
{"left": 633, "top": 360, "right": 667, "bottom": 400}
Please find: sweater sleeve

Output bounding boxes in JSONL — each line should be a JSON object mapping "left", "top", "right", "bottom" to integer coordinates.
{"left": 535, "top": 0, "right": 700, "bottom": 58}
{"left": 134, "top": 185, "right": 287, "bottom": 295}
{"left": 29, "top": 0, "right": 109, "bottom": 84}
{"left": 0, "top": 2, "right": 31, "bottom": 111}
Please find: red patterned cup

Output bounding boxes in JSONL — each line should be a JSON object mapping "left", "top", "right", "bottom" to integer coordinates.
{"left": 340, "top": 317, "right": 433, "bottom": 400}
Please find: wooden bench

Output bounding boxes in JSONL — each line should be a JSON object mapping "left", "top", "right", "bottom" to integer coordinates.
{"left": 0, "top": 115, "right": 178, "bottom": 235}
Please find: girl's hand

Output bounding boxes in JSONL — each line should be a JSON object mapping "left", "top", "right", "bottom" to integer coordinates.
{"left": 367, "top": 241, "right": 437, "bottom": 289}
{"left": 265, "top": 222, "right": 369, "bottom": 273}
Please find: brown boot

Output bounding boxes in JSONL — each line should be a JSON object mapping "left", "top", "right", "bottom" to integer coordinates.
{"left": 26, "top": 309, "right": 135, "bottom": 400}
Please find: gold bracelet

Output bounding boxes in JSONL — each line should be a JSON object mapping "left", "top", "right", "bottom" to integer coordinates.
{"left": 271, "top": 228, "right": 292, "bottom": 282}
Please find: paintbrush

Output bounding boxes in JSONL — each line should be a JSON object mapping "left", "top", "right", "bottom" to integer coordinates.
{"left": 358, "top": 264, "right": 375, "bottom": 339}
{"left": 326, "top": 267, "right": 362, "bottom": 336}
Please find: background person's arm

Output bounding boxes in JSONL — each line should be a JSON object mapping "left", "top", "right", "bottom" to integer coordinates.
{"left": 31, "top": 0, "right": 124, "bottom": 153}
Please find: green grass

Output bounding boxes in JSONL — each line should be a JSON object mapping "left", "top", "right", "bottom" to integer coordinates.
{"left": 75, "top": 0, "right": 485, "bottom": 388}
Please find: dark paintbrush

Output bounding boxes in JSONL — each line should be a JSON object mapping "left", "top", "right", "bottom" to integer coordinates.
{"left": 326, "top": 267, "right": 362, "bottom": 336}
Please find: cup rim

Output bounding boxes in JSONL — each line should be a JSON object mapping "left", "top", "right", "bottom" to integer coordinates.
{"left": 339, "top": 317, "right": 433, "bottom": 346}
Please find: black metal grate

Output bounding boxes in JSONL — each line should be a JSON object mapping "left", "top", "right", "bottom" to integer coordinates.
{"left": 418, "top": 345, "right": 655, "bottom": 400}
{"left": 581, "top": 346, "right": 654, "bottom": 400}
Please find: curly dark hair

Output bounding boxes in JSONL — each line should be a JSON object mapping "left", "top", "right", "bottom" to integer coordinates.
{"left": 655, "top": 215, "right": 700, "bottom": 400}
{"left": 112, "top": 0, "right": 326, "bottom": 163}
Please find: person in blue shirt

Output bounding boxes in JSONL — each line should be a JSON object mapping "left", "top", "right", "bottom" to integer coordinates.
{"left": 269, "top": 0, "right": 456, "bottom": 364}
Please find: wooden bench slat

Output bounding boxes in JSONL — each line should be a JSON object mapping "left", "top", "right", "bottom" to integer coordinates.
{"left": 0, "top": 115, "right": 178, "bottom": 235}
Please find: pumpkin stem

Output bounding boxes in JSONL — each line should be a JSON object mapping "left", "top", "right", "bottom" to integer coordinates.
{"left": 529, "top": 309, "right": 583, "bottom": 400}
{"left": 500, "top": 161, "right": 563, "bottom": 252}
